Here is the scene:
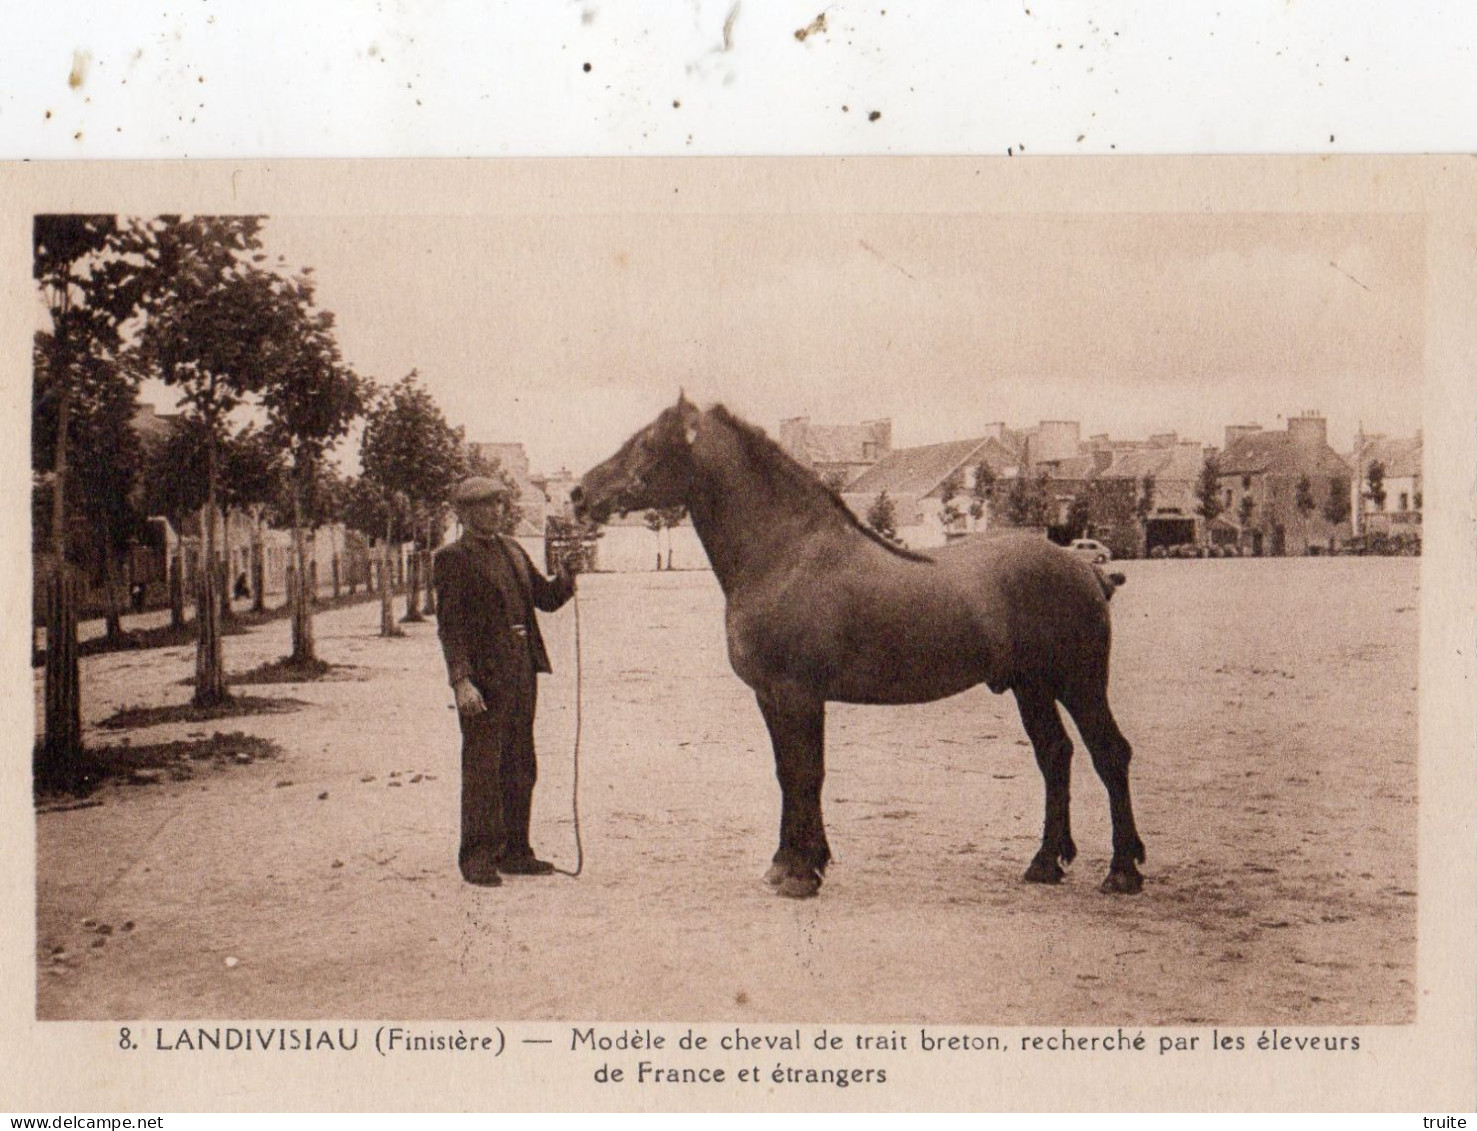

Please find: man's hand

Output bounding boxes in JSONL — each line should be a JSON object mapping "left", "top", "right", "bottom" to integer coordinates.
{"left": 453, "top": 678, "right": 487, "bottom": 717}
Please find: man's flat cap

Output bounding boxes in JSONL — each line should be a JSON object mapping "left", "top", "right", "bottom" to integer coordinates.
{"left": 450, "top": 477, "right": 507, "bottom": 507}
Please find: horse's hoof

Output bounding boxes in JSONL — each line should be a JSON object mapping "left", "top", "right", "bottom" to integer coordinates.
{"left": 1023, "top": 855, "right": 1066, "bottom": 884}
{"left": 776, "top": 873, "right": 821, "bottom": 899}
{"left": 1099, "top": 869, "right": 1144, "bottom": 895}
{"left": 763, "top": 863, "right": 787, "bottom": 886}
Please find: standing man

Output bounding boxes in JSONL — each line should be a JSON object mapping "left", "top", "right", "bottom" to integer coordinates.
{"left": 435, "top": 477, "right": 576, "bottom": 886}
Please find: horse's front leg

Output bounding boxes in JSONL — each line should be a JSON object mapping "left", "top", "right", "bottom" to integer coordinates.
{"left": 755, "top": 684, "right": 831, "bottom": 899}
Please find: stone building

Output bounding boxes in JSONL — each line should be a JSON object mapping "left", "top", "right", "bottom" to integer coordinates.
{"left": 1217, "top": 413, "right": 1353, "bottom": 556}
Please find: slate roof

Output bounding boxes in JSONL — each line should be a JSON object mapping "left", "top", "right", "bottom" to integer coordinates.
{"left": 1349, "top": 435, "right": 1422, "bottom": 480}
{"left": 846, "top": 436, "right": 1017, "bottom": 499}
{"left": 1218, "top": 432, "right": 1351, "bottom": 478}
{"left": 1037, "top": 455, "right": 1098, "bottom": 481}
{"left": 1098, "top": 444, "right": 1207, "bottom": 483}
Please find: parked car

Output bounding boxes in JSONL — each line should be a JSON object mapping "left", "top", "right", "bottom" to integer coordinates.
{"left": 1069, "top": 538, "right": 1112, "bottom": 564}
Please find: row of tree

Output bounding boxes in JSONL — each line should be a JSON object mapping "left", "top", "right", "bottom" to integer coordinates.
{"left": 33, "top": 215, "right": 518, "bottom": 791}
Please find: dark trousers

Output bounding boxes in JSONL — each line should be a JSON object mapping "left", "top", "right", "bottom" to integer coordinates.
{"left": 458, "top": 673, "right": 538, "bottom": 868}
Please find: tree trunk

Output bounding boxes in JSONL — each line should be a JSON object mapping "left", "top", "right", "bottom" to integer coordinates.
{"left": 331, "top": 523, "right": 341, "bottom": 601}
{"left": 193, "top": 444, "right": 230, "bottom": 707}
{"left": 169, "top": 531, "right": 187, "bottom": 628}
{"left": 40, "top": 366, "right": 84, "bottom": 787}
{"left": 38, "top": 564, "right": 83, "bottom": 789}
{"left": 251, "top": 510, "right": 266, "bottom": 613}
{"left": 402, "top": 541, "right": 425, "bottom": 623}
{"left": 217, "top": 506, "right": 235, "bottom": 624}
{"left": 102, "top": 550, "right": 125, "bottom": 640}
{"left": 424, "top": 550, "right": 436, "bottom": 616}
{"left": 290, "top": 479, "right": 316, "bottom": 664}
{"left": 378, "top": 522, "right": 401, "bottom": 637}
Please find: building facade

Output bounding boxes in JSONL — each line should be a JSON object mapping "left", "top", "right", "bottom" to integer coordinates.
{"left": 1217, "top": 414, "right": 1353, "bottom": 556}
{"left": 1348, "top": 431, "right": 1422, "bottom": 544}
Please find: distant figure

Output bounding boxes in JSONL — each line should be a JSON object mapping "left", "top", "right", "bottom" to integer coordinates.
{"left": 434, "top": 476, "right": 576, "bottom": 887}
{"left": 233, "top": 572, "right": 250, "bottom": 601}
{"left": 130, "top": 581, "right": 147, "bottom": 613}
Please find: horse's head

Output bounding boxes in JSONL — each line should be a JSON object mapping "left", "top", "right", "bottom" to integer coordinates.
{"left": 572, "top": 393, "right": 700, "bottom": 523}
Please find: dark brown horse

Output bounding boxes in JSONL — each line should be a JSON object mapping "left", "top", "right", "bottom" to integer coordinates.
{"left": 572, "top": 395, "right": 1145, "bottom": 899}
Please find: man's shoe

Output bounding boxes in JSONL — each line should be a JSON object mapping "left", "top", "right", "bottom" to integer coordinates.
{"left": 498, "top": 853, "right": 556, "bottom": 876}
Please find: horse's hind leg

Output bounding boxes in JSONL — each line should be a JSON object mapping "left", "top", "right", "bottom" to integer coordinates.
{"left": 1014, "top": 681, "right": 1077, "bottom": 884}
{"left": 1062, "top": 687, "right": 1146, "bottom": 894}
{"left": 755, "top": 684, "right": 831, "bottom": 899}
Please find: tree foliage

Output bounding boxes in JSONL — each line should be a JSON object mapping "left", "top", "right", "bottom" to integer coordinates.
{"left": 135, "top": 218, "right": 286, "bottom": 433}
{"left": 1322, "top": 475, "right": 1351, "bottom": 526}
{"left": 342, "top": 475, "right": 407, "bottom": 542}
{"left": 1364, "top": 459, "right": 1387, "bottom": 511}
{"left": 1064, "top": 493, "right": 1093, "bottom": 540}
{"left": 1005, "top": 471, "right": 1053, "bottom": 527}
{"left": 1194, "top": 455, "right": 1224, "bottom": 525}
{"left": 1134, "top": 474, "right": 1156, "bottom": 522}
{"left": 139, "top": 413, "right": 211, "bottom": 524}
{"left": 220, "top": 425, "right": 287, "bottom": 520}
{"left": 259, "top": 271, "right": 368, "bottom": 495}
{"left": 866, "top": 490, "right": 898, "bottom": 540}
{"left": 969, "top": 461, "right": 996, "bottom": 522}
{"left": 938, "top": 469, "right": 964, "bottom": 530}
{"left": 32, "top": 332, "right": 145, "bottom": 574}
{"left": 361, "top": 372, "right": 467, "bottom": 534}
{"left": 1294, "top": 475, "right": 1317, "bottom": 516}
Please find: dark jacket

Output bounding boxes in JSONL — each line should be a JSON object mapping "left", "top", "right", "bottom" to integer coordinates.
{"left": 434, "top": 534, "right": 574, "bottom": 693}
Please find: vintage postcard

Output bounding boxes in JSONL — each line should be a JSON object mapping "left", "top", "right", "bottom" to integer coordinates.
{"left": 3, "top": 157, "right": 1474, "bottom": 1113}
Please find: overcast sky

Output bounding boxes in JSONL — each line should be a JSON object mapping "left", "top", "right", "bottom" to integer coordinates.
{"left": 218, "top": 207, "right": 1424, "bottom": 477}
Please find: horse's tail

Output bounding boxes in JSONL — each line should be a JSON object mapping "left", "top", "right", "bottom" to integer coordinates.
{"left": 1095, "top": 567, "right": 1127, "bottom": 602}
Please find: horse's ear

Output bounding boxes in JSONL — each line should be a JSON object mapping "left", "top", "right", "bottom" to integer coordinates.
{"left": 676, "top": 389, "right": 699, "bottom": 444}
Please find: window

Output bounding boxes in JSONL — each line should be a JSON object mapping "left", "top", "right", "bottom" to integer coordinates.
{"left": 1399, "top": 492, "right": 1409, "bottom": 512}
{"left": 1224, "top": 488, "right": 1233, "bottom": 507}
{"left": 1242, "top": 475, "right": 1252, "bottom": 490}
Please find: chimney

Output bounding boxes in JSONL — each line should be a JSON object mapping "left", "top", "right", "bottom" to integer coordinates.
{"left": 863, "top": 418, "right": 892, "bottom": 455}
{"left": 1288, "top": 412, "right": 1327, "bottom": 450}
{"left": 778, "top": 417, "right": 809, "bottom": 462}
{"left": 1034, "top": 420, "right": 1081, "bottom": 464}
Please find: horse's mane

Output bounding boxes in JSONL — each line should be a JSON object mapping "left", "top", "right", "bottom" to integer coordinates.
{"left": 706, "top": 405, "right": 935, "bottom": 564}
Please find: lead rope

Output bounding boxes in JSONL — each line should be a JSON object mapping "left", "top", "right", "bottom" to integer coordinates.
{"left": 553, "top": 585, "right": 583, "bottom": 878}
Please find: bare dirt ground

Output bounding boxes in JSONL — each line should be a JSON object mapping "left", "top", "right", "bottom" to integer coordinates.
{"left": 35, "top": 558, "right": 1418, "bottom": 1025}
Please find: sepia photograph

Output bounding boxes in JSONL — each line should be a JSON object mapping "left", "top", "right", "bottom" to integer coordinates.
{"left": 5, "top": 156, "right": 1473, "bottom": 1112}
